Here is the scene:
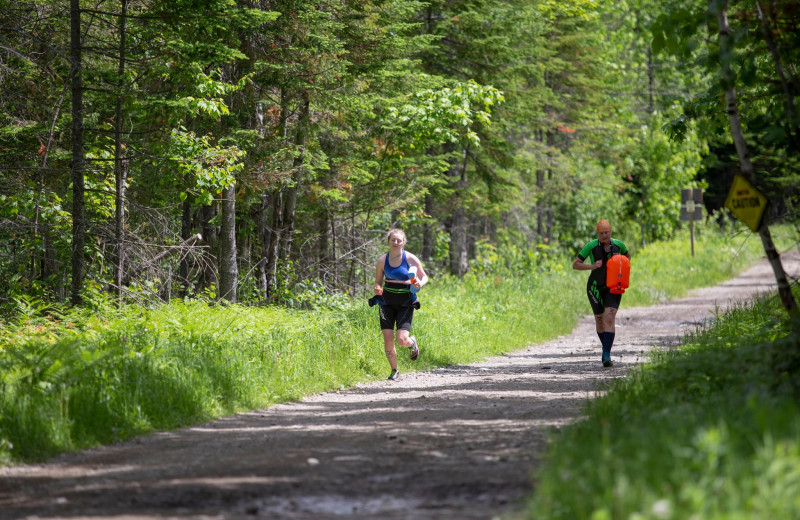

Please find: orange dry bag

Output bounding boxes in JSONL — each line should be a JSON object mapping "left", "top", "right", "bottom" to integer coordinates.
{"left": 606, "top": 254, "right": 630, "bottom": 294}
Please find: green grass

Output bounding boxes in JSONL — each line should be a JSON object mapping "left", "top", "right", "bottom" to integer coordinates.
{"left": 527, "top": 284, "right": 800, "bottom": 519}
{"left": 0, "top": 223, "right": 787, "bottom": 465}
{"left": 622, "top": 223, "right": 770, "bottom": 306}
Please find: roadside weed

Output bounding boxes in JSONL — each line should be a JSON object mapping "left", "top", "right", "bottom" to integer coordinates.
{"left": 529, "top": 284, "right": 800, "bottom": 519}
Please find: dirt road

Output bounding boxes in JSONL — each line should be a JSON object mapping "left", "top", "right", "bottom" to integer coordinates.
{"left": 2, "top": 252, "right": 798, "bottom": 520}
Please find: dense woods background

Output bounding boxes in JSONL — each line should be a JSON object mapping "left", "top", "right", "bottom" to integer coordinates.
{"left": 1, "top": 0, "right": 798, "bottom": 309}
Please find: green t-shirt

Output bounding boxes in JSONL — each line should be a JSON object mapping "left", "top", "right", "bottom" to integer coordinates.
{"left": 577, "top": 238, "right": 629, "bottom": 286}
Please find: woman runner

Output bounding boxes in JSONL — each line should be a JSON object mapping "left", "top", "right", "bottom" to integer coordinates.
{"left": 372, "top": 229, "right": 428, "bottom": 380}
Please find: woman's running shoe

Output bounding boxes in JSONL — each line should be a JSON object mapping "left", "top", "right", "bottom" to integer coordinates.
{"left": 409, "top": 339, "right": 419, "bottom": 361}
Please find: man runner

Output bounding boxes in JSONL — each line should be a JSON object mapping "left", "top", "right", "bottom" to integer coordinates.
{"left": 572, "top": 219, "right": 631, "bottom": 367}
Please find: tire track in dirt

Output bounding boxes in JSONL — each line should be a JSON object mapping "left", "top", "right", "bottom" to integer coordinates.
{"left": 1, "top": 252, "right": 798, "bottom": 520}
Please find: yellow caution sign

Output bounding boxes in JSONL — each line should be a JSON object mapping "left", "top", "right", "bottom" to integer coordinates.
{"left": 724, "top": 174, "right": 767, "bottom": 232}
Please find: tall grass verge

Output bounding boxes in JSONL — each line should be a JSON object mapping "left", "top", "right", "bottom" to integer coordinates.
{"left": 622, "top": 224, "right": 770, "bottom": 306}
{"left": 0, "top": 224, "right": 783, "bottom": 465}
{"left": 528, "top": 286, "right": 800, "bottom": 519}
{"left": 0, "top": 271, "right": 588, "bottom": 465}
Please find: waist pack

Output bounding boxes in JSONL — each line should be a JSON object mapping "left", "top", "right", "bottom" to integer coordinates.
{"left": 368, "top": 281, "right": 420, "bottom": 308}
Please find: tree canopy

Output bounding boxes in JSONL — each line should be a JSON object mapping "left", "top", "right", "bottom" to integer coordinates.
{"left": 0, "top": 0, "right": 797, "bottom": 308}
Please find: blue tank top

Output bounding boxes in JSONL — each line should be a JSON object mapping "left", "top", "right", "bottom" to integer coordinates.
{"left": 384, "top": 250, "right": 411, "bottom": 281}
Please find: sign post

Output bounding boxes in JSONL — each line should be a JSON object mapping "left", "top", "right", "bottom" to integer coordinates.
{"left": 681, "top": 188, "right": 703, "bottom": 257}
{"left": 724, "top": 175, "right": 767, "bottom": 232}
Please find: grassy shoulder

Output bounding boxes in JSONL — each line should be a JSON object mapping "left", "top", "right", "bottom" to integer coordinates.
{"left": 622, "top": 225, "right": 771, "bottom": 307}
{"left": 0, "top": 269, "right": 590, "bottom": 464}
{"left": 527, "top": 280, "right": 800, "bottom": 518}
{"left": 0, "top": 225, "right": 775, "bottom": 465}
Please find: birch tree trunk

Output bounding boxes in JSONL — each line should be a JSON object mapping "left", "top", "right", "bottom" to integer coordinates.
{"left": 113, "top": 0, "right": 128, "bottom": 300}
{"left": 218, "top": 184, "right": 238, "bottom": 303}
{"left": 715, "top": 1, "right": 797, "bottom": 315}
{"left": 448, "top": 145, "right": 470, "bottom": 277}
{"left": 70, "top": 0, "right": 85, "bottom": 305}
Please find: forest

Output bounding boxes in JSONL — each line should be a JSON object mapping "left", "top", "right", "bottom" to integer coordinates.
{"left": 3, "top": 3, "right": 800, "bottom": 517}
{"left": 1, "top": 0, "right": 798, "bottom": 311}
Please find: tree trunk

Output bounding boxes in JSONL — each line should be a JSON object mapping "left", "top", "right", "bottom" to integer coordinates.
{"left": 449, "top": 208, "right": 468, "bottom": 277}
{"left": 179, "top": 199, "right": 192, "bottom": 297}
{"left": 317, "top": 209, "right": 330, "bottom": 282}
{"left": 715, "top": 2, "right": 797, "bottom": 315}
{"left": 467, "top": 218, "right": 480, "bottom": 260}
{"left": 545, "top": 162, "right": 554, "bottom": 243}
{"left": 349, "top": 211, "right": 358, "bottom": 295}
{"left": 639, "top": 198, "right": 647, "bottom": 249}
{"left": 448, "top": 146, "right": 469, "bottom": 277}
{"left": 535, "top": 129, "right": 546, "bottom": 241}
{"left": 265, "top": 188, "right": 282, "bottom": 299}
{"left": 536, "top": 167, "right": 545, "bottom": 240}
{"left": 755, "top": 1, "right": 800, "bottom": 146}
{"left": 200, "top": 202, "right": 218, "bottom": 291}
{"left": 41, "top": 224, "right": 58, "bottom": 283}
{"left": 640, "top": 218, "right": 646, "bottom": 249}
{"left": 34, "top": 81, "right": 69, "bottom": 293}
{"left": 255, "top": 192, "right": 270, "bottom": 299}
{"left": 264, "top": 89, "right": 291, "bottom": 300}
{"left": 113, "top": 0, "right": 128, "bottom": 300}
{"left": 70, "top": 0, "right": 85, "bottom": 305}
{"left": 545, "top": 130, "right": 556, "bottom": 243}
{"left": 647, "top": 45, "right": 655, "bottom": 114}
{"left": 330, "top": 211, "right": 339, "bottom": 288}
{"left": 422, "top": 193, "right": 435, "bottom": 262}
{"left": 280, "top": 89, "right": 310, "bottom": 261}
{"left": 218, "top": 184, "right": 238, "bottom": 303}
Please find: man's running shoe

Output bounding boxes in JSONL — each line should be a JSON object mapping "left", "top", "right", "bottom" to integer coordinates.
{"left": 602, "top": 357, "right": 613, "bottom": 368}
{"left": 409, "top": 338, "right": 419, "bottom": 361}
{"left": 387, "top": 369, "right": 399, "bottom": 380}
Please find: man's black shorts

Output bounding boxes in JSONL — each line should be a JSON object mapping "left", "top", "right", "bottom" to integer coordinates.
{"left": 587, "top": 279, "right": 622, "bottom": 315}
{"left": 379, "top": 304, "right": 414, "bottom": 331}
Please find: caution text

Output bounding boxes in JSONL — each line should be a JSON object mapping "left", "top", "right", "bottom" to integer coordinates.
{"left": 731, "top": 197, "right": 762, "bottom": 209}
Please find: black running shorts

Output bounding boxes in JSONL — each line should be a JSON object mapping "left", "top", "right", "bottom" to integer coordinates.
{"left": 587, "top": 278, "right": 622, "bottom": 315}
{"left": 379, "top": 304, "right": 414, "bottom": 331}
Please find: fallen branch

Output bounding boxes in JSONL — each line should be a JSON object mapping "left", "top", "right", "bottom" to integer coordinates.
{"left": 120, "top": 233, "right": 202, "bottom": 286}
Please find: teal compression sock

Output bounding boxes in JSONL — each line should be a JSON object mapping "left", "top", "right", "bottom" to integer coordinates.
{"left": 601, "top": 332, "right": 615, "bottom": 354}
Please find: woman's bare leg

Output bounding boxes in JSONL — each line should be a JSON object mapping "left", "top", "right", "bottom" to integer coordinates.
{"left": 382, "top": 329, "right": 397, "bottom": 370}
